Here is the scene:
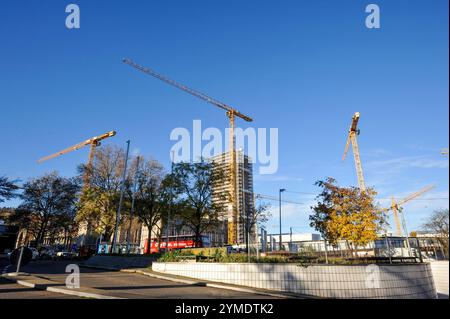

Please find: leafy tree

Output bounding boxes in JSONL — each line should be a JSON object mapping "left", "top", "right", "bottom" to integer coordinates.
{"left": 77, "top": 145, "right": 128, "bottom": 241}
{"left": 0, "top": 176, "right": 19, "bottom": 203}
{"left": 13, "top": 172, "right": 79, "bottom": 245}
{"left": 310, "top": 177, "right": 385, "bottom": 253}
{"left": 172, "top": 161, "right": 227, "bottom": 247}
{"left": 129, "top": 156, "right": 169, "bottom": 253}
{"left": 422, "top": 209, "right": 449, "bottom": 256}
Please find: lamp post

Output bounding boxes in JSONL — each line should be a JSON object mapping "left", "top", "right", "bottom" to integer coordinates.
{"left": 165, "top": 150, "right": 175, "bottom": 252}
{"left": 279, "top": 188, "right": 286, "bottom": 251}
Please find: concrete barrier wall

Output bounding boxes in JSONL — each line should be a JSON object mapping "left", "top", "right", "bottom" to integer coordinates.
{"left": 84, "top": 255, "right": 156, "bottom": 270}
{"left": 152, "top": 262, "right": 437, "bottom": 299}
{"left": 429, "top": 261, "right": 449, "bottom": 297}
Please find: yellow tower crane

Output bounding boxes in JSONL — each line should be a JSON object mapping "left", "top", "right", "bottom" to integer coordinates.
{"left": 123, "top": 58, "right": 253, "bottom": 245}
{"left": 342, "top": 112, "right": 366, "bottom": 192}
{"left": 38, "top": 131, "right": 117, "bottom": 252}
{"left": 381, "top": 185, "right": 435, "bottom": 237}
{"left": 38, "top": 131, "right": 117, "bottom": 186}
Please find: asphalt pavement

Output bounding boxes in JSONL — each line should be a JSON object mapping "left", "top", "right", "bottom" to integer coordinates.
{"left": 0, "top": 258, "right": 79, "bottom": 299}
{"left": 1, "top": 259, "right": 276, "bottom": 299}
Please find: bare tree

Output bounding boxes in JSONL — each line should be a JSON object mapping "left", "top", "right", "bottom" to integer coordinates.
{"left": 13, "top": 172, "right": 79, "bottom": 246}
{"left": 0, "top": 176, "right": 19, "bottom": 203}
{"left": 77, "top": 145, "right": 129, "bottom": 241}
{"left": 422, "top": 209, "right": 449, "bottom": 256}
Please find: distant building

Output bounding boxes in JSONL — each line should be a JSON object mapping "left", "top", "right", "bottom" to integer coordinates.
{"left": 0, "top": 208, "right": 19, "bottom": 253}
{"left": 262, "top": 232, "right": 321, "bottom": 252}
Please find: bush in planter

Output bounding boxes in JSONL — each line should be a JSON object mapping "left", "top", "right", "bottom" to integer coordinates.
{"left": 158, "top": 250, "right": 196, "bottom": 262}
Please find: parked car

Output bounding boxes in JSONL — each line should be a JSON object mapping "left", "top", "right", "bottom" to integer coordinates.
{"left": 55, "top": 251, "right": 78, "bottom": 260}
{"left": 8, "top": 246, "right": 38, "bottom": 261}
{"left": 39, "top": 247, "right": 57, "bottom": 260}
{"left": 29, "top": 247, "right": 39, "bottom": 260}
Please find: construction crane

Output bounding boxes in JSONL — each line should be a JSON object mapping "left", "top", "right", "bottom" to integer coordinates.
{"left": 343, "top": 112, "right": 366, "bottom": 192}
{"left": 123, "top": 58, "right": 253, "bottom": 245}
{"left": 382, "top": 185, "right": 435, "bottom": 237}
{"left": 38, "top": 131, "right": 117, "bottom": 185}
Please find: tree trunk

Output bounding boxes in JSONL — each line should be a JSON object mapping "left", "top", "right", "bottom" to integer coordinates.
{"left": 194, "top": 226, "right": 201, "bottom": 248}
{"left": 146, "top": 226, "right": 152, "bottom": 254}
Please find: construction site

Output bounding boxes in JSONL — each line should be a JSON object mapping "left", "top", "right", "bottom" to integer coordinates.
{"left": 0, "top": 1, "right": 448, "bottom": 302}
{"left": 7, "top": 58, "right": 442, "bottom": 263}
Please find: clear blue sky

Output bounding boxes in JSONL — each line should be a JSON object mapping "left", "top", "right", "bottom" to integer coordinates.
{"left": 1, "top": 0, "right": 448, "bottom": 234}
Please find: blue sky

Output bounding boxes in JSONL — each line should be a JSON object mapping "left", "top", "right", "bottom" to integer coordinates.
{"left": 0, "top": 0, "right": 448, "bottom": 235}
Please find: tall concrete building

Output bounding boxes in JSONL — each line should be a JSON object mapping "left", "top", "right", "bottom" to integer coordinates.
{"left": 211, "top": 150, "right": 255, "bottom": 246}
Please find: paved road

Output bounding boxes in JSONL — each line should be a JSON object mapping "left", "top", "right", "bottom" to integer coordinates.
{"left": 2, "top": 259, "right": 276, "bottom": 299}
{"left": 0, "top": 277, "right": 79, "bottom": 299}
{"left": 0, "top": 258, "right": 79, "bottom": 299}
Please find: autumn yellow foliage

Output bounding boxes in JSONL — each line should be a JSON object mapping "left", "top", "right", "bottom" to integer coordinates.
{"left": 310, "top": 178, "right": 386, "bottom": 248}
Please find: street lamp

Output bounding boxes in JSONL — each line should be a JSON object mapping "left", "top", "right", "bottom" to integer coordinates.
{"left": 279, "top": 188, "right": 286, "bottom": 251}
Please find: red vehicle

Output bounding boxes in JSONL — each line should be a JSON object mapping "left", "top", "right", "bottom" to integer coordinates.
{"left": 144, "top": 235, "right": 211, "bottom": 254}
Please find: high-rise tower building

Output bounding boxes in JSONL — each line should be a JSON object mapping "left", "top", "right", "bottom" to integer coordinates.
{"left": 211, "top": 150, "right": 255, "bottom": 245}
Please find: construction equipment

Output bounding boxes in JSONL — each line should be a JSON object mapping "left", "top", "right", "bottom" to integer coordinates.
{"left": 123, "top": 58, "right": 253, "bottom": 245}
{"left": 382, "top": 185, "right": 435, "bottom": 236}
{"left": 38, "top": 131, "right": 116, "bottom": 185}
{"left": 343, "top": 112, "right": 366, "bottom": 192}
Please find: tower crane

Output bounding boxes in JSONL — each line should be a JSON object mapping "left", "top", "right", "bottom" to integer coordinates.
{"left": 343, "top": 112, "right": 366, "bottom": 192}
{"left": 123, "top": 58, "right": 253, "bottom": 245}
{"left": 38, "top": 131, "right": 117, "bottom": 186}
{"left": 381, "top": 185, "right": 435, "bottom": 237}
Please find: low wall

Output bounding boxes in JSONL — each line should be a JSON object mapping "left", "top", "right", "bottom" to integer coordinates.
{"left": 429, "top": 261, "right": 449, "bottom": 298}
{"left": 84, "top": 255, "right": 156, "bottom": 270}
{"left": 152, "top": 262, "right": 437, "bottom": 299}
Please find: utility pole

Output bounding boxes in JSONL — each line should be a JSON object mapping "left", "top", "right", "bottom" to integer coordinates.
{"left": 112, "top": 140, "right": 130, "bottom": 254}
{"left": 127, "top": 155, "right": 141, "bottom": 251}
{"left": 290, "top": 227, "right": 293, "bottom": 252}
{"left": 279, "top": 189, "right": 286, "bottom": 251}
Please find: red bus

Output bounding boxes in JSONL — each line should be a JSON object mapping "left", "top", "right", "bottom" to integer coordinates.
{"left": 144, "top": 235, "right": 211, "bottom": 254}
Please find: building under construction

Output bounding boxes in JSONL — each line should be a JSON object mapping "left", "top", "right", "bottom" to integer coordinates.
{"left": 210, "top": 150, "right": 255, "bottom": 246}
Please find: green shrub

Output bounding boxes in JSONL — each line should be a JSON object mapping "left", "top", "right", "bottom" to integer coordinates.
{"left": 157, "top": 250, "right": 196, "bottom": 262}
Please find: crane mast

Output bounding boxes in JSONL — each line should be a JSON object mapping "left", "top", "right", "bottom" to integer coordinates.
{"left": 123, "top": 58, "right": 253, "bottom": 245}
{"left": 343, "top": 112, "right": 366, "bottom": 192}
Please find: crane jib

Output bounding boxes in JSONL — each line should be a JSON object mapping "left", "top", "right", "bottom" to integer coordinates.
{"left": 123, "top": 58, "right": 253, "bottom": 122}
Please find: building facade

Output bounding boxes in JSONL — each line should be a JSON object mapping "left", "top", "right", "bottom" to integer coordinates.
{"left": 211, "top": 150, "right": 255, "bottom": 245}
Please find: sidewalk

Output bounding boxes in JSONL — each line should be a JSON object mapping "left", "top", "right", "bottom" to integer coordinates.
{"left": 1, "top": 260, "right": 291, "bottom": 299}
{"left": 86, "top": 265, "right": 305, "bottom": 299}
{"left": 1, "top": 272, "right": 121, "bottom": 299}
